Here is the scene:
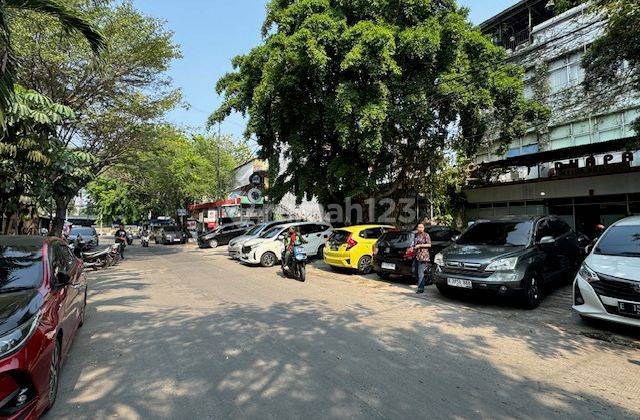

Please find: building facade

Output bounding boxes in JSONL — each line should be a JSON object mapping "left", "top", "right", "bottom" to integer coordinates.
{"left": 465, "top": 0, "right": 640, "bottom": 238}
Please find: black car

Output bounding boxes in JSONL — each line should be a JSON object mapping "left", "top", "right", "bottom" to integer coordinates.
{"left": 372, "top": 226, "right": 460, "bottom": 279}
{"left": 155, "top": 226, "right": 189, "bottom": 245}
{"left": 198, "top": 221, "right": 255, "bottom": 248}
{"left": 68, "top": 226, "right": 99, "bottom": 249}
{"left": 432, "top": 216, "right": 581, "bottom": 309}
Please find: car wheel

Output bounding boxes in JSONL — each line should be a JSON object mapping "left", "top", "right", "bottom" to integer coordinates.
{"left": 436, "top": 283, "right": 456, "bottom": 298}
{"left": 357, "top": 255, "right": 373, "bottom": 274}
{"left": 48, "top": 338, "right": 62, "bottom": 409}
{"left": 260, "top": 252, "right": 277, "bottom": 267}
{"left": 522, "top": 274, "right": 541, "bottom": 309}
{"left": 209, "top": 239, "right": 218, "bottom": 248}
{"left": 316, "top": 244, "right": 325, "bottom": 259}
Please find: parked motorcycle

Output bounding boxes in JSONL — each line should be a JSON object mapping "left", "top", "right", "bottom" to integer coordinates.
{"left": 282, "top": 245, "right": 307, "bottom": 282}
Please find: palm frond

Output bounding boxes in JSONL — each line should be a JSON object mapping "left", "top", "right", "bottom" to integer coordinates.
{"left": 6, "top": 0, "right": 106, "bottom": 53}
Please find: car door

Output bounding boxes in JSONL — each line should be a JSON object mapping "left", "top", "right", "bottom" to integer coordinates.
{"left": 217, "top": 225, "right": 237, "bottom": 245}
{"left": 534, "top": 218, "right": 562, "bottom": 283}
{"left": 549, "top": 218, "right": 579, "bottom": 277}
{"left": 299, "top": 224, "right": 330, "bottom": 255}
{"left": 62, "top": 243, "right": 86, "bottom": 329}
{"left": 49, "top": 241, "right": 80, "bottom": 354}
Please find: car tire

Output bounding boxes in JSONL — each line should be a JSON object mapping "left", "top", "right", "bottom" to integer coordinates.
{"left": 47, "top": 338, "right": 62, "bottom": 410}
{"left": 357, "top": 255, "right": 373, "bottom": 274}
{"left": 522, "top": 274, "right": 541, "bottom": 309}
{"left": 260, "top": 251, "right": 277, "bottom": 267}
{"left": 316, "top": 245, "right": 325, "bottom": 259}
{"left": 209, "top": 239, "right": 218, "bottom": 248}
{"left": 79, "top": 290, "right": 87, "bottom": 327}
{"left": 436, "top": 283, "right": 456, "bottom": 298}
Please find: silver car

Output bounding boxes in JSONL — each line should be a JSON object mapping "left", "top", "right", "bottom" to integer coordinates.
{"left": 69, "top": 226, "right": 99, "bottom": 249}
{"left": 228, "top": 221, "right": 293, "bottom": 259}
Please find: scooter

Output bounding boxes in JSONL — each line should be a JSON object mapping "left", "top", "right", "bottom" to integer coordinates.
{"left": 141, "top": 233, "right": 150, "bottom": 247}
{"left": 282, "top": 245, "right": 307, "bottom": 282}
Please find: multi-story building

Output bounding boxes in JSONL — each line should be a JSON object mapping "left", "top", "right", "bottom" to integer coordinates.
{"left": 465, "top": 0, "right": 640, "bottom": 238}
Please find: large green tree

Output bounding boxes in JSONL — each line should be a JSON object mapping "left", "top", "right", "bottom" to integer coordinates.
{"left": 10, "top": 0, "right": 180, "bottom": 233}
{"left": 0, "top": 0, "right": 104, "bottom": 122}
{"left": 212, "top": 0, "right": 538, "bottom": 213}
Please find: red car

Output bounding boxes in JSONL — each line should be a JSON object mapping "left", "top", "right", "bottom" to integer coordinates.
{"left": 0, "top": 236, "right": 87, "bottom": 419}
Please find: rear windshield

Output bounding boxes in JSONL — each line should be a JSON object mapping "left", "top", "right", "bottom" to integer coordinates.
{"left": 595, "top": 225, "right": 640, "bottom": 257}
{"left": 70, "top": 227, "right": 96, "bottom": 236}
{"left": 0, "top": 246, "right": 43, "bottom": 291}
{"left": 329, "top": 230, "right": 351, "bottom": 244}
{"left": 457, "top": 221, "right": 532, "bottom": 246}
{"left": 378, "top": 231, "right": 414, "bottom": 247}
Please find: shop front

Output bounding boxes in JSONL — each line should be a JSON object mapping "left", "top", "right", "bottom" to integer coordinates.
{"left": 465, "top": 149, "right": 640, "bottom": 238}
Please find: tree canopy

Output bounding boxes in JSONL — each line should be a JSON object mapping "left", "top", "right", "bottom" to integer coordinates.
{"left": 212, "top": 0, "right": 539, "bottom": 208}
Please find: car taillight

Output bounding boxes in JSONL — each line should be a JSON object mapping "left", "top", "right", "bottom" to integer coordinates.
{"left": 346, "top": 234, "right": 358, "bottom": 250}
{"left": 403, "top": 247, "right": 414, "bottom": 260}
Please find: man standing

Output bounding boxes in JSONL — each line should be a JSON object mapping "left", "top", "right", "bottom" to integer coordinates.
{"left": 114, "top": 223, "right": 127, "bottom": 260}
{"left": 412, "top": 223, "right": 432, "bottom": 294}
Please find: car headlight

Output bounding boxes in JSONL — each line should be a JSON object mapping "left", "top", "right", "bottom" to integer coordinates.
{"left": 0, "top": 312, "right": 41, "bottom": 358}
{"left": 485, "top": 257, "right": 518, "bottom": 272}
{"left": 434, "top": 253, "right": 444, "bottom": 267}
{"left": 578, "top": 262, "right": 599, "bottom": 283}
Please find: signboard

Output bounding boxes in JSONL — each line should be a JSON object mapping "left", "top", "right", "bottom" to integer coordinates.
{"left": 177, "top": 209, "right": 187, "bottom": 217}
{"left": 246, "top": 187, "right": 263, "bottom": 204}
{"left": 250, "top": 172, "right": 263, "bottom": 186}
{"left": 552, "top": 151, "right": 635, "bottom": 178}
{"left": 187, "top": 220, "right": 197, "bottom": 230}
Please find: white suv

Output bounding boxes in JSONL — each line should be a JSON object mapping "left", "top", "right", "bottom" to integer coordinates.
{"left": 240, "top": 222, "right": 332, "bottom": 267}
{"left": 573, "top": 216, "right": 640, "bottom": 327}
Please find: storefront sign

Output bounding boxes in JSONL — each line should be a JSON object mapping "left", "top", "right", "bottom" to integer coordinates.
{"left": 249, "top": 172, "right": 263, "bottom": 186}
{"left": 553, "top": 151, "right": 635, "bottom": 178}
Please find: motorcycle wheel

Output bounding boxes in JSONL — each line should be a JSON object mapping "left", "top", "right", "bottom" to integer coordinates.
{"left": 298, "top": 264, "right": 306, "bottom": 282}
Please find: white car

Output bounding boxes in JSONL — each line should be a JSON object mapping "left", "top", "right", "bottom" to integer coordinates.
{"left": 573, "top": 216, "right": 640, "bottom": 327}
{"left": 228, "top": 221, "right": 292, "bottom": 259}
{"left": 240, "top": 222, "right": 332, "bottom": 267}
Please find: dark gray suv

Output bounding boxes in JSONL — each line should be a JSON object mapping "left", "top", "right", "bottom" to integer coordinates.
{"left": 433, "top": 216, "right": 581, "bottom": 309}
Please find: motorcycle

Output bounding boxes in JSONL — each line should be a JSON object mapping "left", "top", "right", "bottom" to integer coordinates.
{"left": 141, "top": 233, "right": 150, "bottom": 247}
{"left": 126, "top": 232, "right": 134, "bottom": 246}
{"left": 282, "top": 245, "right": 307, "bottom": 282}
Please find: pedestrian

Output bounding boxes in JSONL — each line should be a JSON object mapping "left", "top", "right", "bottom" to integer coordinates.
{"left": 412, "top": 223, "right": 432, "bottom": 294}
{"left": 115, "top": 223, "right": 127, "bottom": 260}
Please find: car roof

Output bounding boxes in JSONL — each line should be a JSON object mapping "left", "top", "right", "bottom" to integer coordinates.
{"left": 613, "top": 216, "right": 640, "bottom": 226}
{"left": 337, "top": 224, "right": 394, "bottom": 232}
{"left": 473, "top": 216, "right": 540, "bottom": 223}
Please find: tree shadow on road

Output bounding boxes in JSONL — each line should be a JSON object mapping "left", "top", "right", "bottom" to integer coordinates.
{"left": 48, "top": 262, "right": 640, "bottom": 419}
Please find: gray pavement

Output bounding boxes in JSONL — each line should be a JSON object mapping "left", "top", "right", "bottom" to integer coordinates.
{"left": 48, "top": 242, "right": 640, "bottom": 419}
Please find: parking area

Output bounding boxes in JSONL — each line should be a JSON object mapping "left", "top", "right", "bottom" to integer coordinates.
{"left": 50, "top": 242, "right": 640, "bottom": 419}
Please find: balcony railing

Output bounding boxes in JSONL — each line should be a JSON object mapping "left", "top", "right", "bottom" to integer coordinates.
{"left": 494, "top": 28, "right": 532, "bottom": 51}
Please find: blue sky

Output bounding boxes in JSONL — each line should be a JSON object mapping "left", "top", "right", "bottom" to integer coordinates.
{"left": 133, "top": 0, "right": 519, "bottom": 144}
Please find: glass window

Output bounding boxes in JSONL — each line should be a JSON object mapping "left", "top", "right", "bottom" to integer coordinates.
{"left": 261, "top": 226, "right": 283, "bottom": 239}
{"left": 359, "top": 228, "right": 384, "bottom": 239}
{"left": 378, "top": 231, "right": 414, "bottom": 248}
{"left": 595, "top": 225, "right": 640, "bottom": 257}
{"left": 549, "top": 124, "right": 572, "bottom": 150}
{"left": 330, "top": 230, "right": 351, "bottom": 244}
{"left": 457, "top": 221, "right": 533, "bottom": 246}
{"left": 70, "top": 227, "right": 96, "bottom": 236}
{"left": 573, "top": 119, "right": 592, "bottom": 146}
{"left": 0, "top": 244, "right": 44, "bottom": 291}
{"left": 597, "top": 113, "right": 624, "bottom": 142}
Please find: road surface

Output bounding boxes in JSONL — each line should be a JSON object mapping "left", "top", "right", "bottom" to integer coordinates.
{"left": 49, "top": 242, "right": 640, "bottom": 419}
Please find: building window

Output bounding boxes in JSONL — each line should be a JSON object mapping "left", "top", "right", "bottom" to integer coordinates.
{"left": 523, "top": 68, "right": 535, "bottom": 100}
{"left": 548, "top": 51, "right": 584, "bottom": 94}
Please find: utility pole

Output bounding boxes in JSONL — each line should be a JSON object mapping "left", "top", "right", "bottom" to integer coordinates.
{"left": 217, "top": 122, "right": 221, "bottom": 199}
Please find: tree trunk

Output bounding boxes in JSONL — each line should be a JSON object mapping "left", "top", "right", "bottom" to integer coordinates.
{"left": 51, "top": 196, "right": 70, "bottom": 237}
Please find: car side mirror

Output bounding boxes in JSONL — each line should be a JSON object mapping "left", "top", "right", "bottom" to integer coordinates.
{"left": 538, "top": 236, "right": 556, "bottom": 246}
{"left": 56, "top": 271, "right": 71, "bottom": 286}
{"left": 278, "top": 235, "right": 285, "bottom": 240}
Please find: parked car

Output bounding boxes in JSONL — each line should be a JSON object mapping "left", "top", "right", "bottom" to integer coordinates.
{"left": 197, "top": 221, "right": 255, "bottom": 249}
{"left": 68, "top": 226, "right": 99, "bottom": 249}
{"left": 573, "top": 216, "right": 640, "bottom": 327}
{"left": 240, "top": 222, "right": 332, "bottom": 267}
{"left": 0, "top": 236, "right": 87, "bottom": 418}
{"left": 372, "top": 225, "right": 460, "bottom": 279}
{"left": 324, "top": 225, "right": 394, "bottom": 274}
{"left": 228, "top": 221, "right": 293, "bottom": 259}
{"left": 155, "top": 226, "right": 189, "bottom": 245}
{"left": 432, "top": 216, "right": 580, "bottom": 309}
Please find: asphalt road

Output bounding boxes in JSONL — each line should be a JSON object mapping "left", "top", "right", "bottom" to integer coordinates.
{"left": 48, "top": 241, "right": 640, "bottom": 419}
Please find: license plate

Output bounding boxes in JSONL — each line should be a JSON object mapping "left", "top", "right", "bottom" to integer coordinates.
{"left": 173, "top": 239, "right": 181, "bottom": 242}
{"left": 618, "top": 301, "right": 640, "bottom": 316}
{"left": 447, "top": 278, "right": 472, "bottom": 289}
{"left": 381, "top": 262, "right": 396, "bottom": 271}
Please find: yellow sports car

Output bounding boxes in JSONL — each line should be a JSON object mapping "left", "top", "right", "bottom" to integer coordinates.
{"left": 323, "top": 225, "right": 395, "bottom": 274}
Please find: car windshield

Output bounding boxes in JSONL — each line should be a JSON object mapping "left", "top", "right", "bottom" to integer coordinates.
{"left": 261, "top": 226, "right": 283, "bottom": 239}
{"left": 457, "top": 221, "right": 532, "bottom": 246}
{"left": 379, "top": 231, "right": 414, "bottom": 248}
{"left": 595, "top": 225, "right": 640, "bottom": 257}
{"left": 245, "top": 224, "right": 264, "bottom": 236}
{"left": 0, "top": 245, "right": 43, "bottom": 292}
{"left": 70, "top": 227, "right": 95, "bottom": 236}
